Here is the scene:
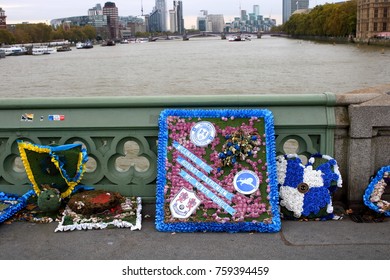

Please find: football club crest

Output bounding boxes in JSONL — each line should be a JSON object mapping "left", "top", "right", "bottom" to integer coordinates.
{"left": 233, "top": 170, "right": 260, "bottom": 195}
{"left": 170, "top": 188, "right": 201, "bottom": 219}
{"left": 190, "top": 121, "right": 216, "bottom": 147}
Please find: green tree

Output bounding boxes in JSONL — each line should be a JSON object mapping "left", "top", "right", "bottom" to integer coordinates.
{"left": 5, "top": 23, "right": 101, "bottom": 44}
{"left": 14, "top": 23, "right": 52, "bottom": 43}
{"left": 81, "top": 25, "right": 97, "bottom": 40}
{"left": 13, "top": 28, "right": 31, "bottom": 43}
{"left": 0, "top": 29, "right": 15, "bottom": 45}
{"left": 68, "top": 27, "right": 86, "bottom": 42}
{"left": 51, "top": 26, "right": 67, "bottom": 41}
{"left": 135, "top": 31, "right": 151, "bottom": 38}
{"left": 281, "top": 0, "right": 357, "bottom": 37}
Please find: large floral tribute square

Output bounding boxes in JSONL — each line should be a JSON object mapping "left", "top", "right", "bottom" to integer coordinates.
{"left": 156, "top": 109, "right": 281, "bottom": 232}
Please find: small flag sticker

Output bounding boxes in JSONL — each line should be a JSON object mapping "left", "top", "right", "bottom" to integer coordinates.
{"left": 48, "top": 115, "right": 65, "bottom": 121}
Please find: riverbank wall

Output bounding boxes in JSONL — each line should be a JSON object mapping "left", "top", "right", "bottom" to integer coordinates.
{"left": 291, "top": 35, "right": 390, "bottom": 47}
{"left": 0, "top": 87, "right": 389, "bottom": 210}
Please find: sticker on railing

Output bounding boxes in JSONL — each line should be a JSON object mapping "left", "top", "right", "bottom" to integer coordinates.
{"left": 48, "top": 115, "right": 65, "bottom": 121}
{"left": 20, "top": 113, "right": 34, "bottom": 122}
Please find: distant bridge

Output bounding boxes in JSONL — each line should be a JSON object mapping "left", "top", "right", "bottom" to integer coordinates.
{"left": 150, "top": 32, "right": 284, "bottom": 41}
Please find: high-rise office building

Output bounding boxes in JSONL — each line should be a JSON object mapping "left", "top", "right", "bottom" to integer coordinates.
{"left": 103, "top": 2, "right": 119, "bottom": 39}
{"left": 197, "top": 10, "right": 208, "bottom": 32}
{"left": 169, "top": 1, "right": 184, "bottom": 34}
{"left": 357, "top": 0, "right": 390, "bottom": 39}
{"left": 282, "top": 0, "right": 309, "bottom": 23}
{"left": 156, "top": 0, "right": 167, "bottom": 31}
{"left": 88, "top": 4, "right": 103, "bottom": 16}
{"left": 253, "top": 5, "right": 260, "bottom": 17}
{"left": 207, "top": 14, "right": 225, "bottom": 32}
{"left": 148, "top": 9, "right": 162, "bottom": 32}
{"left": 88, "top": 4, "right": 107, "bottom": 28}
{"left": 0, "top": 7, "right": 6, "bottom": 29}
{"left": 176, "top": 1, "right": 184, "bottom": 34}
{"left": 196, "top": 11, "right": 224, "bottom": 32}
{"left": 241, "top": 10, "right": 248, "bottom": 21}
{"left": 169, "top": 8, "right": 177, "bottom": 32}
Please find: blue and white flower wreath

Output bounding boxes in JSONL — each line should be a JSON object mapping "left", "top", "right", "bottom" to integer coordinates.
{"left": 0, "top": 190, "right": 35, "bottom": 224}
{"left": 363, "top": 165, "right": 390, "bottom": 216}
{"left": 276, "top": 153, "right": 342, "bottom": 220}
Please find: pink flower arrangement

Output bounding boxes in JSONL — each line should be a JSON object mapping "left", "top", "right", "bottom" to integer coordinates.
{"left": 164, "top": 115, "right": 272, "bottom": 223}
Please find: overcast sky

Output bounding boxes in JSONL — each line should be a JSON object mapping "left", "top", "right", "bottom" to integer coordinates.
{"left": 1, "top": 0, "right": 333, "bottom": 27}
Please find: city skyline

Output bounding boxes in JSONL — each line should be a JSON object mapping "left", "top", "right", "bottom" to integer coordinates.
{"left": 1, "top": 0, "right": 331, "bottom": 27}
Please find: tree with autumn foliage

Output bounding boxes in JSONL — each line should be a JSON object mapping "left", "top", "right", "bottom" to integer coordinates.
{"left": 0, "top": 29, "right": 15, "bottom": 45}
{"left": 282, "top": 0, "right": 357, "bottom": 37}
{"left": 0, "top": 23, "right": 97, "bottom": 44}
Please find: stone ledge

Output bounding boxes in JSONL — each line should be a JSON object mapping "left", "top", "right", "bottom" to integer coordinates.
{"left": 349, "top": 105, "right": 390, "bottom": 138}
{"left": 336, "top": 84, "right": 390, "bottom": 106}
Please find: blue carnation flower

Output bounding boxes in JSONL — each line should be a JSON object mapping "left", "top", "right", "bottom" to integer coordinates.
{"left": 302, "top": 187, "right": 331, "bottom": 216}
{"left": 283, "top": 157, "right": 304, "bottom": 188}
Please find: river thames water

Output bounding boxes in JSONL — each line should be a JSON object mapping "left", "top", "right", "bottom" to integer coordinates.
{"left": 0, "top": 36, "right": 388, "bottom": 98}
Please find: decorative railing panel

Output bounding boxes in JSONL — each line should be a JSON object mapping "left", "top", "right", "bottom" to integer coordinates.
{"left": 0, "top": 93, "right": 336, "bottom": 202}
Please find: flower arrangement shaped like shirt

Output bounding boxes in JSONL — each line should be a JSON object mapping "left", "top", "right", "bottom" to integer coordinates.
{"left": 277, "top": 153, "right": 342, "bottom": 220}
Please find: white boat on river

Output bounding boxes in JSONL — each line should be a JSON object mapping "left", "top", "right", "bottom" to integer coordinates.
{"left": 31, "top": 46, "right": 57, "bottom": 55}
{"left": 0, "top": 46, "right": 27, "bottom": 56}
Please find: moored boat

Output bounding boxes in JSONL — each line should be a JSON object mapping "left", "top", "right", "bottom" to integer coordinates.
{"left": 228, "top": 35, "right": 245, "bottom": 42}
{"left": 76, "top": 41, "right": 94, "bottom": 49}
{"left": 0, "top": 46, "right": 27, "bottom": 56}
{"left": 31, "top": 47, "right": 45, "bottom": 55}
{"left": 0, "top": 49, "right": 5, "bottom": 58}
{"left": 76, "top": 42, "right": 84, "bottom": 49}
{"left": 83, "top": 41, "right": 94, "bottom": 49}
{"left": 101, "top": 39, "right": 116, "bottom": 46}
{"left": 133, "top": 38, "right": 149, "bottom": 43}
{"left": 56, "top": 45, "right": 72, "bottom": 52}
{"left": 44, "top": 47, "right": 57, "bottom": 54}
{"left": 30, "top": 46, "right": 57, "bottom": 55}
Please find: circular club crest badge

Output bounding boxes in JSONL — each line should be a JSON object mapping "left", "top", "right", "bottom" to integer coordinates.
{"left": 233, "top": 170, "right": 260, "bottom": 195}
{"left": 190, "top": 121, "right": 216, "bottom": 147}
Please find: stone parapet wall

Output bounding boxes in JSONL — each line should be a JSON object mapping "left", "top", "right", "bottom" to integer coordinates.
{"left": 335, "top": 84, "right": 390, "bottom": 209}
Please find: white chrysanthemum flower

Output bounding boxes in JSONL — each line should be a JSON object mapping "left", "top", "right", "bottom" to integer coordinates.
{"left": 276, "top": 155, "right": 287, "bottom": 185}
{"left": 303, "top": 165, "right": 324, "bottom": 188}
{"left": 279, "top": 186, "right": 304, "bottom": 218}
{"left": 327, "top": 202, "right": 334, "bottom": 214}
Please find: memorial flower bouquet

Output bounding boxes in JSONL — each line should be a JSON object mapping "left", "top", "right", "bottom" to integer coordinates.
{"left": 363, "top": 165, "right": 390, "bottom": 216}
{"left": 17, "top": 141, "right": 88, "bottom": 199}
{"left": 277, "top": 153, "right": 342, "bottom": 220}
{"left": 0, "top": 190, "right": 35, "bottom": 223}
{"left": 156, "top": 109, "right": 281, "bottom": 232}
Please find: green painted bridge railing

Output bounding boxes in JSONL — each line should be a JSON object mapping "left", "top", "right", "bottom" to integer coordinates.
{"left": 0, "top": 93, "right": 336, "bottom": 202}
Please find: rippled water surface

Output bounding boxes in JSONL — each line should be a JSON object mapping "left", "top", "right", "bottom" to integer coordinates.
{"left": 0, "top": 36, "right": 388, "bottom": 98}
